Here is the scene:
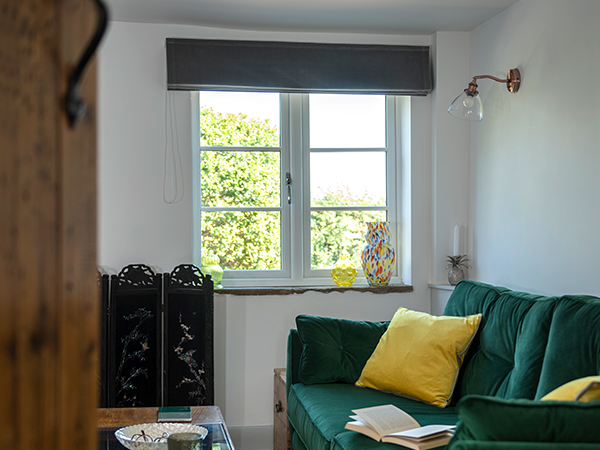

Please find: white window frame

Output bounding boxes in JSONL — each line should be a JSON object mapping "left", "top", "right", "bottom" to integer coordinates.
{"left": 192, "top": 92, "right": 406, "bottom": 287}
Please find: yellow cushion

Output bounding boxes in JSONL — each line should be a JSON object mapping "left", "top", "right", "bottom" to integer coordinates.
{"left": 356, "top": 307, "right": 482, "bottom": 407}
{"left": 541, "top": 376, "right": 600, "bottom": 402}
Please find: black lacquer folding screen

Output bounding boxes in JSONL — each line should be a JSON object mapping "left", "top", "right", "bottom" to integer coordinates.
{"left": 100, "top": 264, "right": 214, "bottom": 408}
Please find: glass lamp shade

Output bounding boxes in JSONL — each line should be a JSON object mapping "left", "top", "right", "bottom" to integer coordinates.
{"left": 448, "top": 91, "right": 483, "bottom": 121}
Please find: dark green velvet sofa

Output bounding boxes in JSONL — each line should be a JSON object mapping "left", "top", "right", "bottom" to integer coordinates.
{"left": 286, "top": 280, "right": 600, "bottom": 450}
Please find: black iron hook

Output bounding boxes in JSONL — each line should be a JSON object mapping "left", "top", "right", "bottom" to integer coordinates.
{"left": 65, "top": 0, "right": 109, "bottom": 128}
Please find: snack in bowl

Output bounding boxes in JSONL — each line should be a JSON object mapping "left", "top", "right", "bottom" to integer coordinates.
{"left": 115, "top": 423, "right": 207, "bottom": 450}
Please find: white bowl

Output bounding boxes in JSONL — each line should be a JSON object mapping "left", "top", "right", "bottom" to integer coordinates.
{"left": 115, "top": 422, "right": 208, "bottom": 450}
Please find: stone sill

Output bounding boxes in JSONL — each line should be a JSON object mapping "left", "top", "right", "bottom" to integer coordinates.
{"left": 214, "top": 284, "right": 413, "bottom": 296}
{"left": 428, "top": 283, "right": 456, "bottom": 291}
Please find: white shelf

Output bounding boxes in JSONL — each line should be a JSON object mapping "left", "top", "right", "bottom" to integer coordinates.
{"left": 428, "top": 283, "right": 456, "bottom": 291}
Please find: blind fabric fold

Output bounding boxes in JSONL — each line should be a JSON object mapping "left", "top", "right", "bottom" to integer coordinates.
{"left": 166, "top": 38, "right": 432, "bottom": 96}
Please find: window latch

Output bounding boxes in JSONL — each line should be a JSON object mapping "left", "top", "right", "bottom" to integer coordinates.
{"left": 286, "top": 172, "right": 292, "bottom": 204}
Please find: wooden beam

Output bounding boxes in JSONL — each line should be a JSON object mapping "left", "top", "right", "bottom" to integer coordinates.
{"left": 0, "top": 1, "right": 99, "bottom": 449}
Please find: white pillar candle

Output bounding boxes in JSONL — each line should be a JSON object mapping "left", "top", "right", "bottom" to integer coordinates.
{"left": 453, "top": 225, "right": 460, "bottom": 256}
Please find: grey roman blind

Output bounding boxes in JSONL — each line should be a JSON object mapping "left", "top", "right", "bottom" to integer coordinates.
{"left": 166, "top": 38, "right": 432, "bottom": 96}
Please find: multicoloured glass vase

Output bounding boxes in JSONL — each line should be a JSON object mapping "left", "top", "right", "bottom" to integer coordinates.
{"left": 361, "top": 222, "right": 396, "bottom": 286}
{"left": 331, "top": 252, "right": 357, "bottom": 287}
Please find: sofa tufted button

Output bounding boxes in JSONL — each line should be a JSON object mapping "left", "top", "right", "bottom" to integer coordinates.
{"left": 338, "top": 345, "right": 344, "bottom": 351}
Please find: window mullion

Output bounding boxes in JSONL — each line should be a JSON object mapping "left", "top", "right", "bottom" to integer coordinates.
{"left": 289, "top": 94, "right": 305, "bottom": 283}
{"left": 299, "top": 94, "right": 312, "bottom": 280}
{"left": 386, "top": 96, "right": 399, "bottom": 278}
{"left": 192, "top": 92, "right": 202, "bottom": 266}
{"left": 201, "top": 207, "right": 282, "bottom": 212}
{"left": 279, "top": 93, "right": 292, "bottom": 278}
{"left": 198, "top": 147, "right": 282, "bottom": 152}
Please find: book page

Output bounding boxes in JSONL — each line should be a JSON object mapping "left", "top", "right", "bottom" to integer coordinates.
{"left": 352, "top": 405, "right": 420, "bottom": 437}
{"left": 344, "top": 421, "right": 381, "bottom": 441}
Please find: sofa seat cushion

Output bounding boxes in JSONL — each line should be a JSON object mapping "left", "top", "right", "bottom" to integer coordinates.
{"left": 288, "top": 383, "right": 459, "bottom": 450}
{"left": 444, "top": 281, "right": 558, "bottom": 400}
{"left": 450, "top": 395, "right": 600, "bottom": 445}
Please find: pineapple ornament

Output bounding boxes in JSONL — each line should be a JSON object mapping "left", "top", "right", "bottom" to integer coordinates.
{"left": 331, "top": 252, "right": 357, "bottom": 287}
{"left": 200, "top": 253, "right": 224, "bottom": 289}
{"left": 446, "top": 255, "right": 469, "bottom": 286}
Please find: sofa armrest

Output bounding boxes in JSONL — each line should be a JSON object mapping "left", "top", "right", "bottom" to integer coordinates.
{"left": 450, "top": 442, "right": 600, "bottom": 450}
{"left": 449, "top": 395, "right": 600, "bottom": 450}
{"left": 286, "top": 329, "right": 302, "bottom": 396}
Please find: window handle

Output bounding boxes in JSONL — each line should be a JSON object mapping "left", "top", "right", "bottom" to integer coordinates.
{"left": 286, "top": 172, "right": 292, "bottom": 204}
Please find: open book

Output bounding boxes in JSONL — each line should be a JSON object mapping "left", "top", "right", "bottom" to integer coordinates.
{"left": 344, "top": 405, "right": 455, "bottom": 450}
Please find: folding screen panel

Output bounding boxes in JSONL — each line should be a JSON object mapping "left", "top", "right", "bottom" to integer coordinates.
{"left": 108, "top": 264, "right": 162, "bottom": 407}
{"left": 164, "top": 264, "right": 214, "bottom": 406}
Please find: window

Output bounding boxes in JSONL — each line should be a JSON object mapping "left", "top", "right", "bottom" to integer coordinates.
{"left": 192, "top": 92, "right": 405, "bottom": 287}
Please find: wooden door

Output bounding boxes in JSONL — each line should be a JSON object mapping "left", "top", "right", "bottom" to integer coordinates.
{"left": 0, "top": 0, "right": 99, "bottom": 449}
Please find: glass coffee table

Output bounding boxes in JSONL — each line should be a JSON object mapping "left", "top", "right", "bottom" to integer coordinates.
{"left": 98, "top": 406, "right": 234, "bottom": 450}
{"left": 98, "top": 422, "right": 233, "bottom": 450}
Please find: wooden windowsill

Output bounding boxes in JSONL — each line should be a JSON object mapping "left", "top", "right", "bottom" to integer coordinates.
{"left": 214, "top": 284, "right": 413, "bottom": 296}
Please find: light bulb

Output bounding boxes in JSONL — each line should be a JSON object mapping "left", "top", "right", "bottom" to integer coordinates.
{"left": 462, "top": 95, "right": 475, "bottom": 108}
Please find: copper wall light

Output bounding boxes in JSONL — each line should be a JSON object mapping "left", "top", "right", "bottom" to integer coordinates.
{"left": 448, "top": 68, "right": 521, "bottom": 121}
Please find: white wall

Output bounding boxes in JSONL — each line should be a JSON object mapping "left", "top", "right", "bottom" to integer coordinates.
{"left": 431, "top": 32, "right": 471, "bottom": 284}
{"left": 99, "top": 21, "right": 473, "bottom": 448}
{"left": 468, "top": 0, "right": 600, "bottom": 296}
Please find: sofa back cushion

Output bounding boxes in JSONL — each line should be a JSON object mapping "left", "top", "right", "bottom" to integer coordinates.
{"left": 535, "top": 295, "right": 600, "bottom": 399}
{"left": 444, "top": 281, "right": 558, "bottom": 400}
{"left": 295, "top": 315, "right": 388, "bottom": 385}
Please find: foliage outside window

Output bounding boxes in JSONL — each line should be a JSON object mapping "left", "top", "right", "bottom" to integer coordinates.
{"left": 200, "top": 106, "right": 281, "bottom": 270}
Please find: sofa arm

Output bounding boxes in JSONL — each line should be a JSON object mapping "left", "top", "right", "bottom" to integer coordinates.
{"left": 449, "top": 395, "right": 600, "bottom": 449}
{"left": 450, "top": 442, "right": 600, "bottom": 450}
{"left": 286, "top": 329, "right": 302, "bottom": 396}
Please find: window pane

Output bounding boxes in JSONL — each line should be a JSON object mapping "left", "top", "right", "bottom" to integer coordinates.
{"left": 310, "top": 210, "right": 387, "bottom": 269}
{"left": 200, "top": 91, "right": 280, "bottom": 147}
{"left": 310, "top": 152, "right": 386, "bottom": 207}
{"left": 309, "top": 94, "right": 386, "bottom": 148}
{"left": 201, "top": 150, "right": 280, "bottom": 207}
{"left": 202, "top": 211, "right": 281, "bottom": 270}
